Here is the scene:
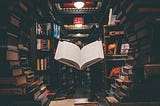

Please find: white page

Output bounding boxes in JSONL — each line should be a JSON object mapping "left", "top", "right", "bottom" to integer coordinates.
{"left": 55, "top": 41, "right": 81, "bottom": 66}
{"left": 80, "top": 41, "right": 104, "bottom": 68}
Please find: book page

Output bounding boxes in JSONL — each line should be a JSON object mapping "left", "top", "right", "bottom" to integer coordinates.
{"left": 80, "top": 41, "right": 104, "bottom": 69}
{"left": 54, "top": 41, "right": 81, "bottom": 68}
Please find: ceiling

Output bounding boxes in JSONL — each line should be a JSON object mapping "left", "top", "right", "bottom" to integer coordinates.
{"left": 27, "top": 0, "right": 113, "bottom": 43}
{"left": 49, "top": 0, "right": 112, "bottom": 43}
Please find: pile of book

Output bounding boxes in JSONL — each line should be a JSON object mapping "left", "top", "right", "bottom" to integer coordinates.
{"left": 0, "top": 66, "right": 52, "bottom": 106}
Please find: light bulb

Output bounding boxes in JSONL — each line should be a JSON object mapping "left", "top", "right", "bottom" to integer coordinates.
{"left": 74, "top": 1, "right": 84, "bottom": 9}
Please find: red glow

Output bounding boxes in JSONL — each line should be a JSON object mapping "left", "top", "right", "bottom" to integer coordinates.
{"left": 74, "top": 17, "right": 84, "bottom": 24}
{"left": 63, "top": 3, "right": 74, "bottom": 7}
{"left": 85, "top": 2, "right": 94, "bottom": 7}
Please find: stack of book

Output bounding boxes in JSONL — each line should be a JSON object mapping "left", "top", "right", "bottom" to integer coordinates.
{"left": 0, "top": 1, "right": 52, "bottom": 105}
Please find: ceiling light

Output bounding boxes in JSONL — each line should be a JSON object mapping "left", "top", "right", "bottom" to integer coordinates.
{"left": 74, "top": 0, "right": 85, "bottom": 9}
{"left": 68, "top": 33, "right": 89, "bottom": 37}
{"left": 75, "top": 24, "right": 82, "bottom": 28}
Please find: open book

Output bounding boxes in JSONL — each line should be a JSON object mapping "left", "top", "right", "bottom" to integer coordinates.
{"left": 54, "top": 40, "right": 104, "bottom": 70}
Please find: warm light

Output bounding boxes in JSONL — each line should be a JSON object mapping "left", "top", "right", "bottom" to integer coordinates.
{"left": 68, "top": 33, "right": 89, "bottom": 37}
{"left": 74, "top": 1, "right": 84, "bottom": 9}
{"left": 74, "top": 17, "right": 84, "bottom": 28}
{"left": 76, "top": 33, "right": 81, "bottom": 36}
{"left": 75, "top": 24, "right": 82, "bottom": 28}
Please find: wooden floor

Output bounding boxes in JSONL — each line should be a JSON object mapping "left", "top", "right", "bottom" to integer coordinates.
{"left": 72, "top": 87, "right": 90, "bottom": 98}
{"left": 49, "top": 87, "right": 109, "bottom": 106}
{"left": 49, "top": 98, "right": 99, "bottom": 106}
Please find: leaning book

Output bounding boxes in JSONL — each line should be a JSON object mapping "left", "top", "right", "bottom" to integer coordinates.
{"left": 54, "top": 40, "right": 104, "bottom": 70}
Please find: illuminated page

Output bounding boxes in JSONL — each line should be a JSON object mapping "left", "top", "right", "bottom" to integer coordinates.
{"left": 80, "top": 40, "right": 104, "bottom": 69}
{"left": 54, "top": 41, "right": 81, "bottom": 69}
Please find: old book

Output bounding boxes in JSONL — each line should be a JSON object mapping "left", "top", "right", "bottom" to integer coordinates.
{"left": 25, "top": 80, "right": 42, "bottom": 93}
{"left": 24, "top": 70, "right": 34, "bottom": 79}
{"left": 7, "top": 32, "right": 18, "bottom": 46}
{"left": 19, "top": 1, "right": 28, "bottom": 12}
{"left": 12, "top": 68, "right": 23, "bottom": 76}
{"left": 0, "top": 86, "right": 26, "bottom": 95}
{"left": 138, "top": 7, "right": 160, "bottom": 13}
{"left": 109, "top": 31, "right": 125, "bottom": 36}
{"left": 6, "top": 50, "right": 19, "bottom": 60}
{"left": 10, "top": 15, "right": 20, "bottom": 27}
{"left": 106, "top": 96, "right": 119, "bottom": 104}
{"left": 37, "top": 59, "right": 40, "bottom": 71}
{"left": 7, "top": 45, "right": 18, "bottom": 50}
{"left": 108, "top": 8, "right": 117, "bottom": 26}
{"left": 54, "top": 40, "right": 104, "bottom": 70}
{"left": 9, "top": 60, "right": 20, "bottom": 66}
{"left": 37, "top": 39, "right": 50, "bottom": 51}
{"left": 0, "top": 75, "right": 26, "bottom": 86}
{"left": 18, "top": 44, "right": 29, "bottom": 51}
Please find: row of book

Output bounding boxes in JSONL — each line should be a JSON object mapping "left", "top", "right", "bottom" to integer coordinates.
{"left": 105, "top": 64, "right": 134, "bottom": 104}
{"left": 37, "top": 58, "right": 49, "bottom": 71}
{"left": 37, "top": 39, "right": 51, "bottom": 51}
{"left": 36, "top": 22, "right": 52, "bottom": 36}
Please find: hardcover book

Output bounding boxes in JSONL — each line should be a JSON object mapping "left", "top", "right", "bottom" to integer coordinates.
{"left": 54, "top": 40, "right": 104, "bottom": 70}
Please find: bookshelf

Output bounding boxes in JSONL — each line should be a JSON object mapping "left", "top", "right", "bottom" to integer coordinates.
{"left": 104, "top": 0, "right": 160, "bottom": 105}
{"left": 35, "top": 22, "right": 52, "bottom": 72}
{"left": 103, "top": 5, "right": 135, "bottom": 105}
{"left": 0, "top": 1, "right": 52, "bottom": 105}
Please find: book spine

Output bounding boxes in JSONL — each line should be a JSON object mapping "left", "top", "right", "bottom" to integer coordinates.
{"left": 138, "top": 8, "right": 160, "bottom": 13}
{"left": 0, "top": 87, "right": 25, "bottom": 95}
{"left": 16, "top": 75, "right": 27, "bottom": 86}
{"left": 9, "top": 60, "right": 20, "bottom": 66}
{"left": 48, "top": 40, "right": 50, "bottom": 51}
{"left": 12, "top": 68, "right": 23, "bottom": 76}
{"left": 6, "top": 50, "right": 19, "bottom": 60}
{"left": 10, "top": 15, "right": 20, "bottom": 27}
{"left": 0, "top": 75, "right": 26, "bottom": 86}
{"left": 19, "top": 2, "right": 28, "bottom": 12}
{"left": 109, "top": 31, "right": 125, "bottom": 36}
{"left": 36, "top": 39, "right": 40, "bottom": 50}
{"left": 44, "top": 58, "right": 47, "bottom": 70}
{"left": 40, "top": 39, "right": 43, "bottom": 50}
{"left": 37, "top": 59, "right": 40, "bottom": 71}
{"left": 7, "top": 45, "right": 18, "bottom": 50}
{"left": 41, "top": 59, "right": 43, "bottom": 70}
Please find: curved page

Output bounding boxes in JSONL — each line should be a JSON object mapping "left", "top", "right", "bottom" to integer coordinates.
{"left": 80, "top": 41, "right": 104, "bottom": 69}
{"left": 54, "top": 41, "right": 81, "bottom": 69}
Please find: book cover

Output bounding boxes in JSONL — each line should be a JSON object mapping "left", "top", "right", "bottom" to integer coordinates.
{"left": 54, "top": 40, "right": 104, "bottom": 70}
